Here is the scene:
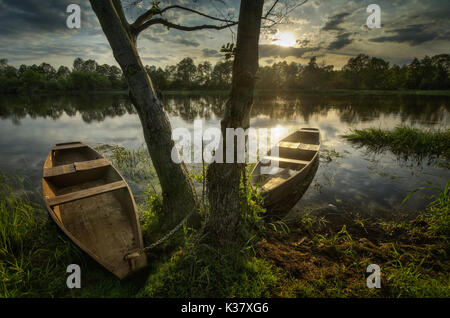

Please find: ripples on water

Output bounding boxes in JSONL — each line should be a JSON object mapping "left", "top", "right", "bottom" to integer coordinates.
{"left": 0, "top": 93, "right": 448, "bottom": 219}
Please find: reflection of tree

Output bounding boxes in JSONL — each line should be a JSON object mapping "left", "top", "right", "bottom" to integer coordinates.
{"left": 163, "top": 95, "right": 227, "bottom": 121}
{"left": 247, "top": 94, "right": 450, "bottom": 126}
{"left": 0, "top": 94, "right": 135, "bottom": 124}
{"left": 0, "top": 93, "right": 448, "bottom": 126}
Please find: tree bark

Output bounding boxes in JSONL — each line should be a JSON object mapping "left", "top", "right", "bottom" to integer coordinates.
{"left": 90, "top": 1, "right": 199, "bottom": 233}
{"left": 205, "top": 0, "right": 264, "bottom": 245}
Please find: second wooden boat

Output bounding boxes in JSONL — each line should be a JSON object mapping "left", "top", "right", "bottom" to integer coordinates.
{"left": 251, "top": 128, "right": 321, "bottom": 209}
{"left": 42, "top": 142, "right": 147, "bottom": 279}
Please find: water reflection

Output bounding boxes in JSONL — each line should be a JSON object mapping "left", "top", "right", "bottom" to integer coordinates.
{"left": 0, "top": 94, "right": 135, "bottom": 124}
{"left": 0, "top": 93, "right": 448, "bottom": 219}
{"left": 1, "top": 93, "right": 448, "bottom": 127}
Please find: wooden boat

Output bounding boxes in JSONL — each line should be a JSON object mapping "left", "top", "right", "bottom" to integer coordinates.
{"left": 42, "top": 142, "right": 147, "bottom": 279}
{"left": 251, "top": 128, "right": 321, "bottom": 210}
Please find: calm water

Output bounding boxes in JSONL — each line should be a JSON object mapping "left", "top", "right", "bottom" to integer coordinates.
{"left": 0, "top": 93, "right": 449, "bottom": 219}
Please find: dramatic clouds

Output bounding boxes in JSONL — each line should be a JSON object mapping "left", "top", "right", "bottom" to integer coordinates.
{"left": 0, "top": 0, "right": 448, "bottom": 69}
{"left": 321, "top": 12, "right": 351, "bottom": 31}
{"left": 259, "top": 45, "right": 319, "bottom": 58}
{"left": 327, "top": 32, "right": 353, "bottom": 50}
{"left": 370, "top": 24, "right": 447, "bottom": 46}
{"left": 0, "top": 0, "right": 96, "bottom": 35}
{"left": 202, "top": 49, "right": 221, "bottom": 58}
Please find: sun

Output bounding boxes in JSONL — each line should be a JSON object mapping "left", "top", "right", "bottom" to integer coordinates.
{"left": 272, "top": 32, "right": 296, "bottom": 47}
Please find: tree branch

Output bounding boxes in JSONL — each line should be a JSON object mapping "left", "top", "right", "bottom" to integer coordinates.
{"left": 264, "top": 0, "right": 280, "bottom": 19}
{"left": 262, "top": 0, "right": 308, "bottom": 28}
{"left": 132, "top": 4, "right": 236, "bottom": 31}
{"left": 134, "top": 18, "right": 237, "bottom": 35}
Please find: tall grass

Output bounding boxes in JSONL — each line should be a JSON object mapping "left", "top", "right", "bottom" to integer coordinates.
{"left": 343, "top": 126, "right": 450, "bottom": 160}
{"left": 0, "top": 173, "right": 144, "bottom": 298}
{"left": 0, "top": 174, "right": 84, "bottom": 297}
{"left": 421, "top": 181, "right": 450, "bottom": 236}
{"left": 96, "top": 144, "right": 158, "bottom": 185}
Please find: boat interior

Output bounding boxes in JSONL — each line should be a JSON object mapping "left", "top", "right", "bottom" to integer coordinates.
{"left": 42, "top": 142, "right": 141, "bottom": 271}
{"left": 252, "top": 129, "right": 320, "bottom": 191}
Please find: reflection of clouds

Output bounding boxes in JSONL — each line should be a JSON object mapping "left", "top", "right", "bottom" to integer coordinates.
{"left": 319, "top": 124, "right": 339, "bottom": 140}
{"left": 0, "top": 93, "right": 449, "bottom": 217}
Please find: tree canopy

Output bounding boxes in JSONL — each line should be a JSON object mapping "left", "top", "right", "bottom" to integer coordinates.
{"left": 1, "top": 54, "right": 448, "bottom": 94}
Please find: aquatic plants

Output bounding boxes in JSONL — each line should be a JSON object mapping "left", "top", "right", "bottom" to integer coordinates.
{"left": 343, "top": 126, "right": 450, "bottom": 161}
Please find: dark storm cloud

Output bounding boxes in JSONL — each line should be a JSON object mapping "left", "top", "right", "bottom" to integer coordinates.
{"left": 405, "top": 9, "right": 450, "bottom": 24}
{"left": 321, "top": 12, "right": 350, "bottom": 31}
{"left": 327, "top": 32, "right": 353, "bottom": 50}
{"left": 259, "top": 45, "right": 320, "bottom": 58}
{"left": 172, "top": 36, "right": 200, "bottom": 47}
{"left": 0, "top": 0, "right": 94, "bottom": 36}
{"left": 370, "top": 24, "right": 450, "bottom": 46}
{"left": 0, "top": 41, "right": 111, "bottom": 62}
{"left": 202, "top": 49, "right": 221, "bottom": 58}
{"left": 141, "top": 33, "right": 164, "bottom": 43}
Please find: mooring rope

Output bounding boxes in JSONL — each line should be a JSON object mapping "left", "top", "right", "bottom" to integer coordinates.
{"left": 142, "top": 208, "right": 196, "bottom": 252}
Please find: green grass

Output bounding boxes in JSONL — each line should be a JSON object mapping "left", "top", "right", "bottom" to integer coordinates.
{"left": 343, "top": 126, "right": 450, "bottom": 161}
{"left": 140, "top": 242, "right": 279, "bottom": 298}
{"left": 1, "top": 140, "right": 449, "bottom": 298}
{"left": 0, "top": 173, "right": 144, "bottom": 298}
{"left": 0, "top": 173, "right": 82, "bottom": 297}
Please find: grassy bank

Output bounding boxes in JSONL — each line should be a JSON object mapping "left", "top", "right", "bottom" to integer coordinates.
{"left": 0, "top": 173, "right": 145, "bottom": 297}
{"left": 1, "top": 139, "right": 449, "bottom": 298}
{"left": 256, "top": 180, "right": 449, "bottom": 297}
{"left": 343, "top": 126, "right": 450, "bottom": 161}
{"left": 140, "top": 178, "right": 449, "bottom": 298}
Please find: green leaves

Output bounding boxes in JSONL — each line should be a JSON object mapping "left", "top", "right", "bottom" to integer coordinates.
{"left": 150, "top": 1, "right": 161, "bottom": 14}
{"left": 220, "top": 42, "right": 236, "bottom": 60}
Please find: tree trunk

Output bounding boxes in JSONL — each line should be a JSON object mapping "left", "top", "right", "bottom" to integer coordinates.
{"left": 90, "top": 1, "right": 199, "bottom": 233}
{"left": 205, "top": 0, "right": 264, "bottom": 245}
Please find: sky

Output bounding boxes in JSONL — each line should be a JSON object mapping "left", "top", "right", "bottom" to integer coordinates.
{"left": 0, "top": 0, "right": 449, "bottom": 70}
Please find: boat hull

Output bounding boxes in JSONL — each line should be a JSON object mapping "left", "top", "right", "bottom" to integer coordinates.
{"left": 42, "top": 142, "right": 147, "bottom": 279}
{"left": 251, "top": 129, "right": 321, "bottom": 214}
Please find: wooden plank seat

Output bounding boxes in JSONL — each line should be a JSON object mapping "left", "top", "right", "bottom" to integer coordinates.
{"left": 47, "top": 180, "right": 127, "bottom": 207}
{"left": 74, "top": 158, "right": 109, "bottom": 171}
{"left": 279, "top": 141, "right": 300, "bottom": 149}
{"left": 43, "top": 158, "right": 110, "bottom": 178}
{"left": 298, "top": 143, "right": 320, "bottom": 151}
{"left": 43, "top": 164, "right": 76, "bottom": 178}
{"left": 262, "top": 156, "right": 309, "bottom": 166}
{"left": 52, "top": 142, "right": 87, "bottom": 151}
{"left": 278, "top": 141, "right": 320, "bottom": 152}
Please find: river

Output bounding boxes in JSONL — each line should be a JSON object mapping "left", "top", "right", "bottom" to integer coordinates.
{"left": 0, "top": 92, "right": 448, "bottom": 219}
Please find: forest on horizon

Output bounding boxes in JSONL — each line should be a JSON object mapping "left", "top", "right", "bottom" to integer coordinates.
{"left": 0, "top": 53, "right": 449, "bottom": 94}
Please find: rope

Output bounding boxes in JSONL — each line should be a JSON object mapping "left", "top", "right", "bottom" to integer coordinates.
{"left": 142, "top": 208, "right": 196, "bottom": 253}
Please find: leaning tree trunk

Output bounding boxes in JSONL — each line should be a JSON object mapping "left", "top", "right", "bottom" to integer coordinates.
{"left": 205, "top": 0, "right": 264, "bottom": 245}
{"left": 90, "top": 1, "right": 199, "bottom": 233}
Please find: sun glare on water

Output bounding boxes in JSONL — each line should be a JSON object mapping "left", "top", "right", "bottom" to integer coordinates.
{"left": 272, "top": 32, "right": 296, "bottom": 47}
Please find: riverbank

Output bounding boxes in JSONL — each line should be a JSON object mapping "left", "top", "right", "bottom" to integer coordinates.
{"left": 1, "top": 175, "right": 449, "bottom": 297}
{"left": 1, "top": 126, "right": 449, "bottom": 297}
{"left": 1, "top": 171, "right": 448, "bottom": 298}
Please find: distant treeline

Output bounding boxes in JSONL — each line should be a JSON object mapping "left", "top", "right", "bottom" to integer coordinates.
{"left": 0, "top": 54, "right": 449, "bottom": 93}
